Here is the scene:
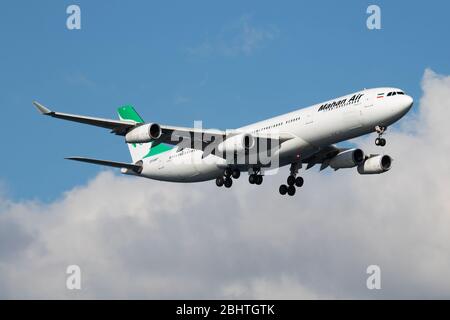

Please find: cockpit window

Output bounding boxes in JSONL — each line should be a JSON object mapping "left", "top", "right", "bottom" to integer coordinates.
{"left": 386, "top": 91, "right": 406, "bottom": 97}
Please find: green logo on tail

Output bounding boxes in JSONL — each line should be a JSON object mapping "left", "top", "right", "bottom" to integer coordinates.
{"left": 117, "top": 105, "right": 173, "bottom": 158}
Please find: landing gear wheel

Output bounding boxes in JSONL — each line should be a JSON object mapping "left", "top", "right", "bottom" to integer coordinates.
{"left": 216, "top": 177, "right": 224, "bottom": 187}
{"left": 249, "top": 174, "right": 256, "bottom": 184}
{"left": 375, "top": 138, "right": 381, "bottom": 146}
{"left": 224, "top": 177, "right": 233, "bottom": 188}
{"left": 295, "top": 176, "right": 304, "bottom": 187}
{"left": 224, "top": 168, "right": 232, "bottom": 178}
{"left": 255, "top": 175, "right": 263, "bottom": 185}
{"left": 375, "top": 126, "right": 387, "bottom": 147}
{"left": 279, "top": 184, "right": 288, "bottom": 195}
{"left": 287, "top": 185, "right": 296, "bottom": 196}
{"left": 232, "top": 169, "right": 241, "bottom": 179}
{"left": 287, "top": 175, "right": 296, "bottom": 186}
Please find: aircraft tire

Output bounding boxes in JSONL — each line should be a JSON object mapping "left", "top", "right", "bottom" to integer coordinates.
{"left": 295, "top": 177, "right": 304, "bottom": 187}
{"left": 224, "top": 177, "right": 233, "bottom": 188}
{"left": 216, "top": 177, "right": 224, "bottom": 187}
{"left": 279, "top": 184, "right": 288, "bottom": 195}
{"left": 224, "top": 168, "right": 232, "bottom": 177}
{"left": 287, "top": 185, "right": 296, "bottom": 196}
{"left": 287, "top": 175, "right": 295, "bottom": 186}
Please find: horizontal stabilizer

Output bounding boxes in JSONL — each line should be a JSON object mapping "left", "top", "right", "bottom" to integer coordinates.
{"left": 65, "top": 157, "right": 142, "bottom": 173}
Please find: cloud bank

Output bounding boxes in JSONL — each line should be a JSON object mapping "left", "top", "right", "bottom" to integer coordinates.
{"left": 1, "top": 69, "right": 450, "bottom": 299}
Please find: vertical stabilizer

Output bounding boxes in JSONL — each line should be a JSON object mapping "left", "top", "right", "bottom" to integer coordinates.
{"left": 117, "top": 105, "right": 151, "bottom": 163}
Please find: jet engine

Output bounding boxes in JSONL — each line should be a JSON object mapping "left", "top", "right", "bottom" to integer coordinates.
{"left": 357, "top": 155, "right": 392, "bottom": 174}
{"left": 125, "top": 123, "right": 162, "bottom": 144}
{"left": 329, "top": 148, "right": 365, "bottom": 169}
{"left": 217, "top": 133, "right": 255, "bottom": 154}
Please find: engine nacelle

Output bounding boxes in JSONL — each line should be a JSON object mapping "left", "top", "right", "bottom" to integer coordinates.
{"left": 357, "top": 155, "right": 392, "bottom": 174}
{"left": 125, "top": 123, "right": 162, "bottom": 144}
{"left": 217, "top": 133, "right": 255, "bottom": 154}
{"left": 329, "top": 148, "right": 365, "bottom": 169}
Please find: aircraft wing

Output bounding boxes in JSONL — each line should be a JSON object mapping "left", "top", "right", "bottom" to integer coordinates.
{"left": 302, "top": 145, "right": 343, "bottom": 170}
{"left": 66, "top": 156, "right": 142, "bottom": 173}
{"left": 33, "top": 101, "right": 226, "bottom": 138}
{"left": 33, "top": 101, "right": 137, "bottom": 135}
{"left": 34, "top": 101, "right": 294, "bottom": 152}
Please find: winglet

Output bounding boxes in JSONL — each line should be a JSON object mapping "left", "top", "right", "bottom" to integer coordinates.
{"left": 33, "top": 101, "right": 52, "bottom": 115}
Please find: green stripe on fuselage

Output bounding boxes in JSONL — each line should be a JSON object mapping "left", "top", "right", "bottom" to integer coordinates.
{"left": 143, "top": 143, "right": 173, "bottom": 158}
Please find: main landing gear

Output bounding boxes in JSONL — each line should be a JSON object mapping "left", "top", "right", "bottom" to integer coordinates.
{"left": 248, "top": 168, "right": 263, "bottom": 185}
{"left": 279, "top": 163, "right": 304, "bottom": 196}
{"left": 375, "top": 126, "right": 387, "bottom": 146}
{"left": 216, "top": 167, "right": 240, "bottom": 188}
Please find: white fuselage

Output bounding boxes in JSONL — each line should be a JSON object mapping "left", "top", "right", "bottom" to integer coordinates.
{"left": 136, "top": 87, "right": 413, "bottom": 182}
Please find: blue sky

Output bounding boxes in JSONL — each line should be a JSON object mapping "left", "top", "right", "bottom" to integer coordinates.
{"left": 0, "top": 0, "right": 449, "bottom": 201}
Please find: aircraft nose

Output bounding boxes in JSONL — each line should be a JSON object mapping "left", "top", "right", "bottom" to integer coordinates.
{"left": 402, "top": 95, "right": 414, "bottom": 112}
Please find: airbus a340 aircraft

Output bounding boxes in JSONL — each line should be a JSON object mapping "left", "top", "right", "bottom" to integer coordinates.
{"left": 34, "top": 87, "right": 413, "bottom": 196}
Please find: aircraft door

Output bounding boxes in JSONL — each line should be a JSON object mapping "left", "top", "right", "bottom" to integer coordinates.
{"left": 304, "top": 112, "right": 314, "bottom": 125}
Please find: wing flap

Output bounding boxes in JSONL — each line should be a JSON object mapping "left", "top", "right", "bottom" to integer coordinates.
{"left": 302, "top": 145, "right": 341, "bottom": 170}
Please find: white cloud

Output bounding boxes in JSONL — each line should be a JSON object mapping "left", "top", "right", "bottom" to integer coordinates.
{"left": 187, "top": 15, "right": 279, "bottom": 57}
{"left": 1, "top": 69, "right": 450, "bottom": 299}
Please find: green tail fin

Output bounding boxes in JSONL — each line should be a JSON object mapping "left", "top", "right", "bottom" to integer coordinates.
{"left": 117, "top": 105, "right": 144, "bottom": 123}
{"left": 118, "top": 105, "right": 147, "bottom": 163}
{"left": 117, "top": 105, "right": 173, "bottom": 163}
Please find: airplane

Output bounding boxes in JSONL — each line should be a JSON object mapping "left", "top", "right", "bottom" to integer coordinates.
{"left": 33, "top": 87, "right": 413, "bottom": 196}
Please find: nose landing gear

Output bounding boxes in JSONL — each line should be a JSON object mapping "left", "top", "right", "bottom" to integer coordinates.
{"left": 375, "top": 126, "right": 387, "bottom": 146}
{"left": 279, "top": 163, "right": 303, "bottom": 196}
